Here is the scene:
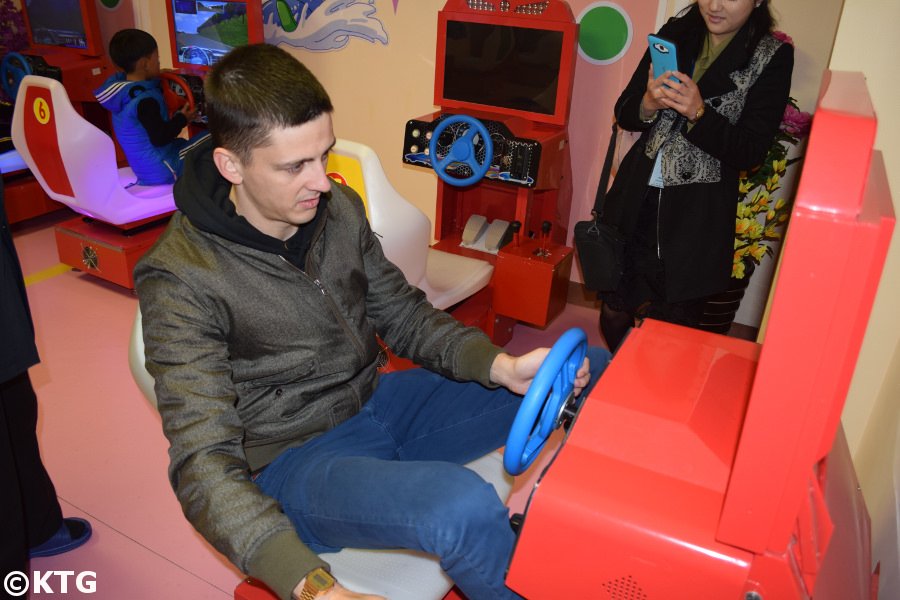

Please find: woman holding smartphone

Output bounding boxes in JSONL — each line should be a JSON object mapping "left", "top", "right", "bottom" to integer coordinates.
{"left": 596, "top": 0, "right": 794, "bottom": 352}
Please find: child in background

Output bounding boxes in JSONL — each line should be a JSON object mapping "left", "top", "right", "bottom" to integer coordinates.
{"left": 95, "top": 29, "right": 204, "bottom": 185}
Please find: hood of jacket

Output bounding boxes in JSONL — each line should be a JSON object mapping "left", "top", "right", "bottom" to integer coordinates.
{"left": 173, "top": 136, "right": 327, "bottom": 268}
{"left": 94, "top": 72, "right": 161, "bottom": 114}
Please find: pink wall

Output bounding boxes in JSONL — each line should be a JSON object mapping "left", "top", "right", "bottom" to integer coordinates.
{"left": 565, "top": 1, "right": 658, "bottom": 255}
{"left": 93, "top": 0, "right": 135, "bottom": 58}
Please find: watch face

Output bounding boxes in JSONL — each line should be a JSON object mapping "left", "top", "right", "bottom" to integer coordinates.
{"left": 310, "top": 569, "right": 334, "bottom": 590}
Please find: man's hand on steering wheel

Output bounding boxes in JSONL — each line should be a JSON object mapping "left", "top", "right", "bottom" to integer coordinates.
{"left": 490, "top": 349, "right": 591, "bottom": 396}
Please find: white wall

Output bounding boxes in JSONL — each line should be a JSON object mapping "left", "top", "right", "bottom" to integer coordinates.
{"left": 829, "top": 1, "right": 900, "bottom": 596}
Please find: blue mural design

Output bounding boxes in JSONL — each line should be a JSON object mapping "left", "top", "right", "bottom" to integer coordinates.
{"left": 262, "top": 0, "right": 388, "bottom": 52}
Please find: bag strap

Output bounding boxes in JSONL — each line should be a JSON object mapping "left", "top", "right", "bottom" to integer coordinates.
{"left": 591, "top": 118, "right": 619, "bottom": 219}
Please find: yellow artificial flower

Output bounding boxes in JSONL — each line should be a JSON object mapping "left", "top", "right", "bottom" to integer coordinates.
{"left": 732, "top": 100, "right": 808, "bottom": 279}
{"left": 751, "top": 244, "right": 767, "bottom": 261}
{"left": 748, "top": 220, "right": 764, "bottom": 239}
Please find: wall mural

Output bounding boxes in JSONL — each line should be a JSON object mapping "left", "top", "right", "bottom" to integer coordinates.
{"left": 262, "top": 0, "right": 391, "bottom": 51}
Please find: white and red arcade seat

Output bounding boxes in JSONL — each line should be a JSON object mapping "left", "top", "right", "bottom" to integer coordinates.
{"left": 11, "top": 75, "right": 176, "bottom": 288}
{"left": 327, "top": 139, "right": 494, "bottom": 312}
{"left": 12, "top": 75, "right": 175, "bottom": 225}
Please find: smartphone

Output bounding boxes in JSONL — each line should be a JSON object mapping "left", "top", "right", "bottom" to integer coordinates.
{"left": 648, "top": 34, "right": 679, "bottom": 82}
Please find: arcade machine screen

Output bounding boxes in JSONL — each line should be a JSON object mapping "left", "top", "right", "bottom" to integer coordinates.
{"left": 170, "top": 0, "right": 252, "bottom": 69}
{"left": 441, "top": 21, "right": 563, "bottom": 119}
{"left": 21, "top": 0, "right": 103, "bottom": 56}
{"left": 434, "top": 6, "right": 577, "bottom": 129}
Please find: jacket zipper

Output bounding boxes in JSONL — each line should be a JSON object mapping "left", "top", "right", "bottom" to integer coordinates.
{"left": 277, "top": 255, "right": 368, "bottom": 363}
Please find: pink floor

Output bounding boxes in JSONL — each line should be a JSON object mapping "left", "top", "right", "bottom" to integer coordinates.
{"left": 13, "top": 209, "right": 606, "bottom": 599}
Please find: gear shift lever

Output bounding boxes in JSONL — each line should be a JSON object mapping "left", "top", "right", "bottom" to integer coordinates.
{"left": 534, "top": 220, "right": 551, "bottom": 257}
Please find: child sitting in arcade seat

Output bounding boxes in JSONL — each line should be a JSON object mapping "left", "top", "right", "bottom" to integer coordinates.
{"left": 94, "top": 29, "right": 204, "bottom": 185}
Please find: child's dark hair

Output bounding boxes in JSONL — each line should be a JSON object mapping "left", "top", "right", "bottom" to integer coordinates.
{"left": 109, "top": 29, "right": 158, "bottom": 74}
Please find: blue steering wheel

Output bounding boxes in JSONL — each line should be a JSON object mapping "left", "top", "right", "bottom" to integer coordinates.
{"left": 429, "top": 114, "right": 493, "bottom": 187}
{"left": 504, "top": 328, "right": 588, "bottom": 476}
{"left": 1, "top": 52, "right": 32, "bottom": 101}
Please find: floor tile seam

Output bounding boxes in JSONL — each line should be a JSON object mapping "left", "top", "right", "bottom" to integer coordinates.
{"left": 56, "top": 496, "right": 234, "bottom": 597}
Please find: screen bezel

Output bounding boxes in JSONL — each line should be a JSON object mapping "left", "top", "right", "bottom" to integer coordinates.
{"left": 165, "top": 0, "right": 265, "bottom": 72}
{"left": 433, "top": 10, "right": 577, "bottom": 127}
{"left": 20, "top": 0, "right": 105, "bottom": 57}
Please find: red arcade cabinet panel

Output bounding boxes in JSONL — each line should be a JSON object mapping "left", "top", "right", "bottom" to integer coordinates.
{"left": 506, "top": 71, "right": 891, "bottom": 600}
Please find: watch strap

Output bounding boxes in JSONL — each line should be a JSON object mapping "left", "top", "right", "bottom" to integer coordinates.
{"left": 297, "top": 568, "right": 334, "bottom": 600}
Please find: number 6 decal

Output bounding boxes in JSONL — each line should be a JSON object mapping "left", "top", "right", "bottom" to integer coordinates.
{"left": 33, "top": 97, "right": 50, "bottom": 125}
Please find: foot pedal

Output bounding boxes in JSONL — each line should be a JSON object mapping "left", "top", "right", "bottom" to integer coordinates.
{"left": 461, "top": 214, "right": 488, "bottom": 245}
{"left": 483, "top": 219, "right": 510, "bottom": 252}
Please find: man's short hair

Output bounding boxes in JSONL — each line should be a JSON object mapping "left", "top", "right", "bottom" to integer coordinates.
{"left": 109, "top": 29, "right": 158, "bottom": 74}
{"left": 205, "top": 44, "right": 334, "bottom": 163}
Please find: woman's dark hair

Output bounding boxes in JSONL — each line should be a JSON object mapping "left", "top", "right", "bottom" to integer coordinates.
{"left": 677, "top": 1, "right": 776, "bottom": 67}
{"left": 204, "top": 44, "right": 334, "bottom": 163}
{"left": 109, "top": 29, "right": 158, "bottom": 74}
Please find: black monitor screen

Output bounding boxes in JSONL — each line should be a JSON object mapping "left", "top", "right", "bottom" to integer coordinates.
{"left": 442, "top": 20, "right": 563, "bottom": 116}
{"left": 172, "top": 1, "right": 249, "bottom": 67}
{"left": 25, "top": 0, "right": 89, "bottom": 50}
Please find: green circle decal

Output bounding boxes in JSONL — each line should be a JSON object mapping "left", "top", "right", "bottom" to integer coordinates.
{"left": 99, "top": 0, "right": 122, "bottom": 8}
{"left": 578, "top": 3, "right": 632, "bottom": 65}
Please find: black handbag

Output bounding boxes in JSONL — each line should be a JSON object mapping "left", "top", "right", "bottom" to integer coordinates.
{"left": 574, "top": 119, "right": 625, "bottom": 292}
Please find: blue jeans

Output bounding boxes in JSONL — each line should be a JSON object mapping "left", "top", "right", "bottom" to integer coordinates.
{"left": 255, "top": 347, "right": 610, "bottom": 600}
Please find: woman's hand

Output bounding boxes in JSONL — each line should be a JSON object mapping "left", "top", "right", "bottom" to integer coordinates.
{"left": 641, "top": 65, "right": 670, "bottom": 117}
{"left": 654, "top": 69, "right": 705, "bottom": 122}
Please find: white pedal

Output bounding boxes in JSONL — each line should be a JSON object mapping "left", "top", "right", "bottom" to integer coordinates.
{"left": 483, "top": 219, "right": 510, "bottom": 252}
{"left": 461, "top": 214, "right": 489, "bottom": 246}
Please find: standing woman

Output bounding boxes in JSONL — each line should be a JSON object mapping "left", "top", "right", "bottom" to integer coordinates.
{"left": 597, "top": 0, "right": 793, "bottom": 351}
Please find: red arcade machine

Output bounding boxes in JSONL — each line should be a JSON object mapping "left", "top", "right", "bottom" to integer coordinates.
{"left": 11, "top": 0, "right": 112, "bottom": 103}
{"left": 504, "top": 70, "right": 890, "bottom": 599}
{"left": 402, "top": 0, "right": 579, "bottom": 343}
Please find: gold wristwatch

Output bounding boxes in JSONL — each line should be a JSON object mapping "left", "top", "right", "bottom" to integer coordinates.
{"left": 297, "top": 568, "right": 335, "bottom": 600}
{"left": 690, "top": 103, "right": 706, "bottom": 123}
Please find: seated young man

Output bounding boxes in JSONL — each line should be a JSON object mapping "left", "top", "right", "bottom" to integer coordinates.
{"left": 95, "top": 29, "right": 204, "bottom": 185}
{"left": 135, "top": 43, "right": 610, "bottom": 600}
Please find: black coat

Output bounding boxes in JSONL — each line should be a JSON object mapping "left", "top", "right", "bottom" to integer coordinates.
{"left": 1, "top": 177, "right": 40, "bottom": 383}
{"left": 602, "top": 14, "right": 794, "bottom": 302}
